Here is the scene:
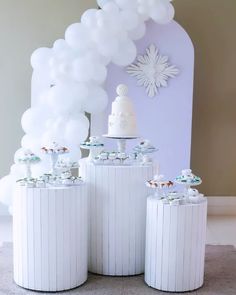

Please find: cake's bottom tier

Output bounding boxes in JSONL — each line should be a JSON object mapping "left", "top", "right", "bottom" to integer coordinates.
{"left": 108, "top": 114, "right": 137, "bottom": 137}
{"left": 80, "top": 160, "right": 155, "bottom": 276}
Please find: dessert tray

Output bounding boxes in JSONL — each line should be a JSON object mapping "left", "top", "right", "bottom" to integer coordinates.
{"left": 146, "top": 170, "right": 204, "bottom": 205}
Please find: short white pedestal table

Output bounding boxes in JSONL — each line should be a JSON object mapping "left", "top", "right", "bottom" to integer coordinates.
{"left": 80, "top": 159, "right": 155, "bottom": 276}
{"left": 145, "top": 196, "right": 207, "bottom": 292}
{"left": 13, "top": 184, "right": 88, "bottom": 292}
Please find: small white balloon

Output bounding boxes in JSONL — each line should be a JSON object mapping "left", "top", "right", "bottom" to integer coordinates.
{"left": 112, "top": 39, "right": 137, "bottom": 66}
{"left": 53, "top": 39, "right": 70, "bottom": 54}
{"left": 121, "top": 10, "right": 139, "bottom": 31}
{"left": 129, "top": 21, "right": 146, "bottom": 40}
{"left": 64, "top": 119, "right": 89, "bottom": 145}
{"left": 92, "top": 63, "right": 107, "bottom": 84}
{"left": 150, "top": 1, "right": 174, "bottom": 24}
{"left": 115, "top": 0, "right": 137, "bottom": 10}
{"left": 65, "top": 23, "right": 92, "bottom": 52}
{"left": 10, "top": 164, "right": 25, "bottom": 179}
{"left": 31, "top": 47, "right": 53, "bottom": 70}
{"left": 103, "top": 2, "right": 120, "bottom": 15}
{"left": 73, "top": 57, "right": 94, "bottom": 82}
{"left": 81, "top": 9, "right": 98, "bottom": 28}
{"left": 21, "top": 107, "right": 50, "bottom": 135}
{"left": 0, "top": 175, "right": 14, "bottom": 207}
{"left": 47, "top": 82, "right": 88, "bottom": 115}
{"left": 84, "top": 86, "right": 108, "bottom": 114}
{"left": 21, "top": 134, "right": 42, "bottom": 154}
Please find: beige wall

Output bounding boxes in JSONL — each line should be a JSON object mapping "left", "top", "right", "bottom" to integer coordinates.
{"left": 0, "top": 0, "right": 96, "bottom": 178}
{"left": 0, "top": 0, "right": 236, "bottom": 196}
{"left": 173, "top": 0, "right": 236, "bottom": 196}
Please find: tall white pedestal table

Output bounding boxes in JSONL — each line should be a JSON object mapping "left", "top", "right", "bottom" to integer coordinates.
{"left": 13, "top": 185, "right": 88, "bottom": 292}
{"left": 80, "top": 159, "right": 155, "bottom": 276}
{"left": 145, "top": 196, "right": 207, "bottom": 292}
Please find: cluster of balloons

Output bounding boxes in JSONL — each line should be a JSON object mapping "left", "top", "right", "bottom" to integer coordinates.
{"left": 0, "top": 0, "right": 175, "bottom": 212}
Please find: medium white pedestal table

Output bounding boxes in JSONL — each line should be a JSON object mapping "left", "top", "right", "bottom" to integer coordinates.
{"left": 13, "top": 184, "right": 88, "bottom": 292}
{"left": 145, "top": 196, "right": 207, "bottom": 292}
{"left": 80, "top": 159, "right": 155, "bottom": 276}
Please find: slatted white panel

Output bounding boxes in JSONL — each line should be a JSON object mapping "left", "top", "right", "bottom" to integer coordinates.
{"left": 145, "top": 197, "right": 207, "bottom": 292}
{"left": 13, "top": 185, "right": 88, "bottom": 292}
{"left": 80, "top": 159, "right": 155, "bottom": 276}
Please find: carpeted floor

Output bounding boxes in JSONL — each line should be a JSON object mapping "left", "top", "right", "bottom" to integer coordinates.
{"left": 0, "top": 244, "right": 236, "bottom": 295}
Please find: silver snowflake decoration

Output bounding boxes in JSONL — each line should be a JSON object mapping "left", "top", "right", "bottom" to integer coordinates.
{"left": 127, "top": 44, "right": 179, "bottom": 98}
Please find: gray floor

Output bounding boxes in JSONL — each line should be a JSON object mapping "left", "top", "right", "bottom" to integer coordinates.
{"left": 0, "top": 244, "right": 236, "bottom": 295}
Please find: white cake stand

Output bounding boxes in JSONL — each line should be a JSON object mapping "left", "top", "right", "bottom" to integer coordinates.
{"left": 103, "top": 135, "right": 139, "bottom": 153}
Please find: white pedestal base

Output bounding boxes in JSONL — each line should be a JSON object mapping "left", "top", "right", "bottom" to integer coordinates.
{"left": 145, "top": 197, "right": 207, "bottom": 292}
{"left": 13, "top": 185, "right": 88, "bottom": 292}
{"left": 80, "top": 160, "right": 155, "bottom": 276}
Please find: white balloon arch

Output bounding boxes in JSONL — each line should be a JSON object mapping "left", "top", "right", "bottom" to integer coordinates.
{"left": 0, "top": 0, "right": 175, "bottom": 211}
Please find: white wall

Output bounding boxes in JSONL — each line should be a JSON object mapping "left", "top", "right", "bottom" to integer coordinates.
{"left": 0, "top": 0, "right": 96, "bottom": 215}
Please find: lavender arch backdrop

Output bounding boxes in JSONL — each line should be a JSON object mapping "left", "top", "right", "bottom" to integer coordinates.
{"left": 91, "top": 20, "right": 194, "bottom": 179}
{"left": 31, "top": 20, "right": 194, "bottom": 180}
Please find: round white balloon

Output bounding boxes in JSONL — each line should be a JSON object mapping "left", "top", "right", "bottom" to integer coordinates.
{"left": 0, "top": 175, "right": 14, "bottom": 207}
{"left": 65, "top": 23, "right": 92, "bottom": 52}
{"left": 129, "top": 22, "right": 146, "bottom": 40}
{"left": 84, "top": 86, "right": 108, "bottom": 114}
{"left": 31, "top": 47, "right": 53, "bottom": 70}
{"left": 81, "top": 9, "right": 98, "bottom": 28}
{"left": 21, "top": 107, "right": 50, "bottom": 135}
{"left": 64, "top": 119, "right": 89, "bottom": 145}
{"left": 112, "top": 38, "right": 137, "bottom": 66}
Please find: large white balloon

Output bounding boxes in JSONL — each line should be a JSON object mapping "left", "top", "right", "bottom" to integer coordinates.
{"left": 129, "top": 21, "right": 146, "bottom": 40}
{"left": 47, "top": 82, "right": 88, "bottom": 115}
{"left": 0, "top": 175, "right": 14, "bottom": 206}
{"left": 73, "top": 57, "right": 94, "bottom": 82}
{"left": 92, "top": 28, "right": 119, "bottom": 58}
{"left": 65, "top": 23, "right": 92, "bottom": 52}
{"left": 115, "top": 0, "right": 137, "bottom": 10}
{"left": 64, "top": 119, "right": 89, "bottom": 145}
{"left": 121, "top": 10, "right": 139, "bottom": 31}
{"left": 31, "top": 47, "right": 53, "bottom": 70}
{"left": 81, "top": 9, "right": 98, "bottom": 28}
{"left": 21, "top": 107, "right": 50, "bottom": 135}
{"left": 112, "top": 38, "right": 137, "bottom": 66}
{"left": 10, "top": 164, "right": 25, "bottom": 179}
{"left": 84, "top": 86, "right": 108, "bottom": 114}
{"left": 21, "top": 134, "right": 42, "bottom": 154}
{"left": 53, "top": 39, "right": 70, "bottom": 54}
{"left": 150, "top": 1, "right": 174, "bottom": 24}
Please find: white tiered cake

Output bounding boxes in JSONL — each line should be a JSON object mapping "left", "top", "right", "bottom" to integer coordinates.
{"left": 108, "top": 84, "right": 137, "bottom": 137}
